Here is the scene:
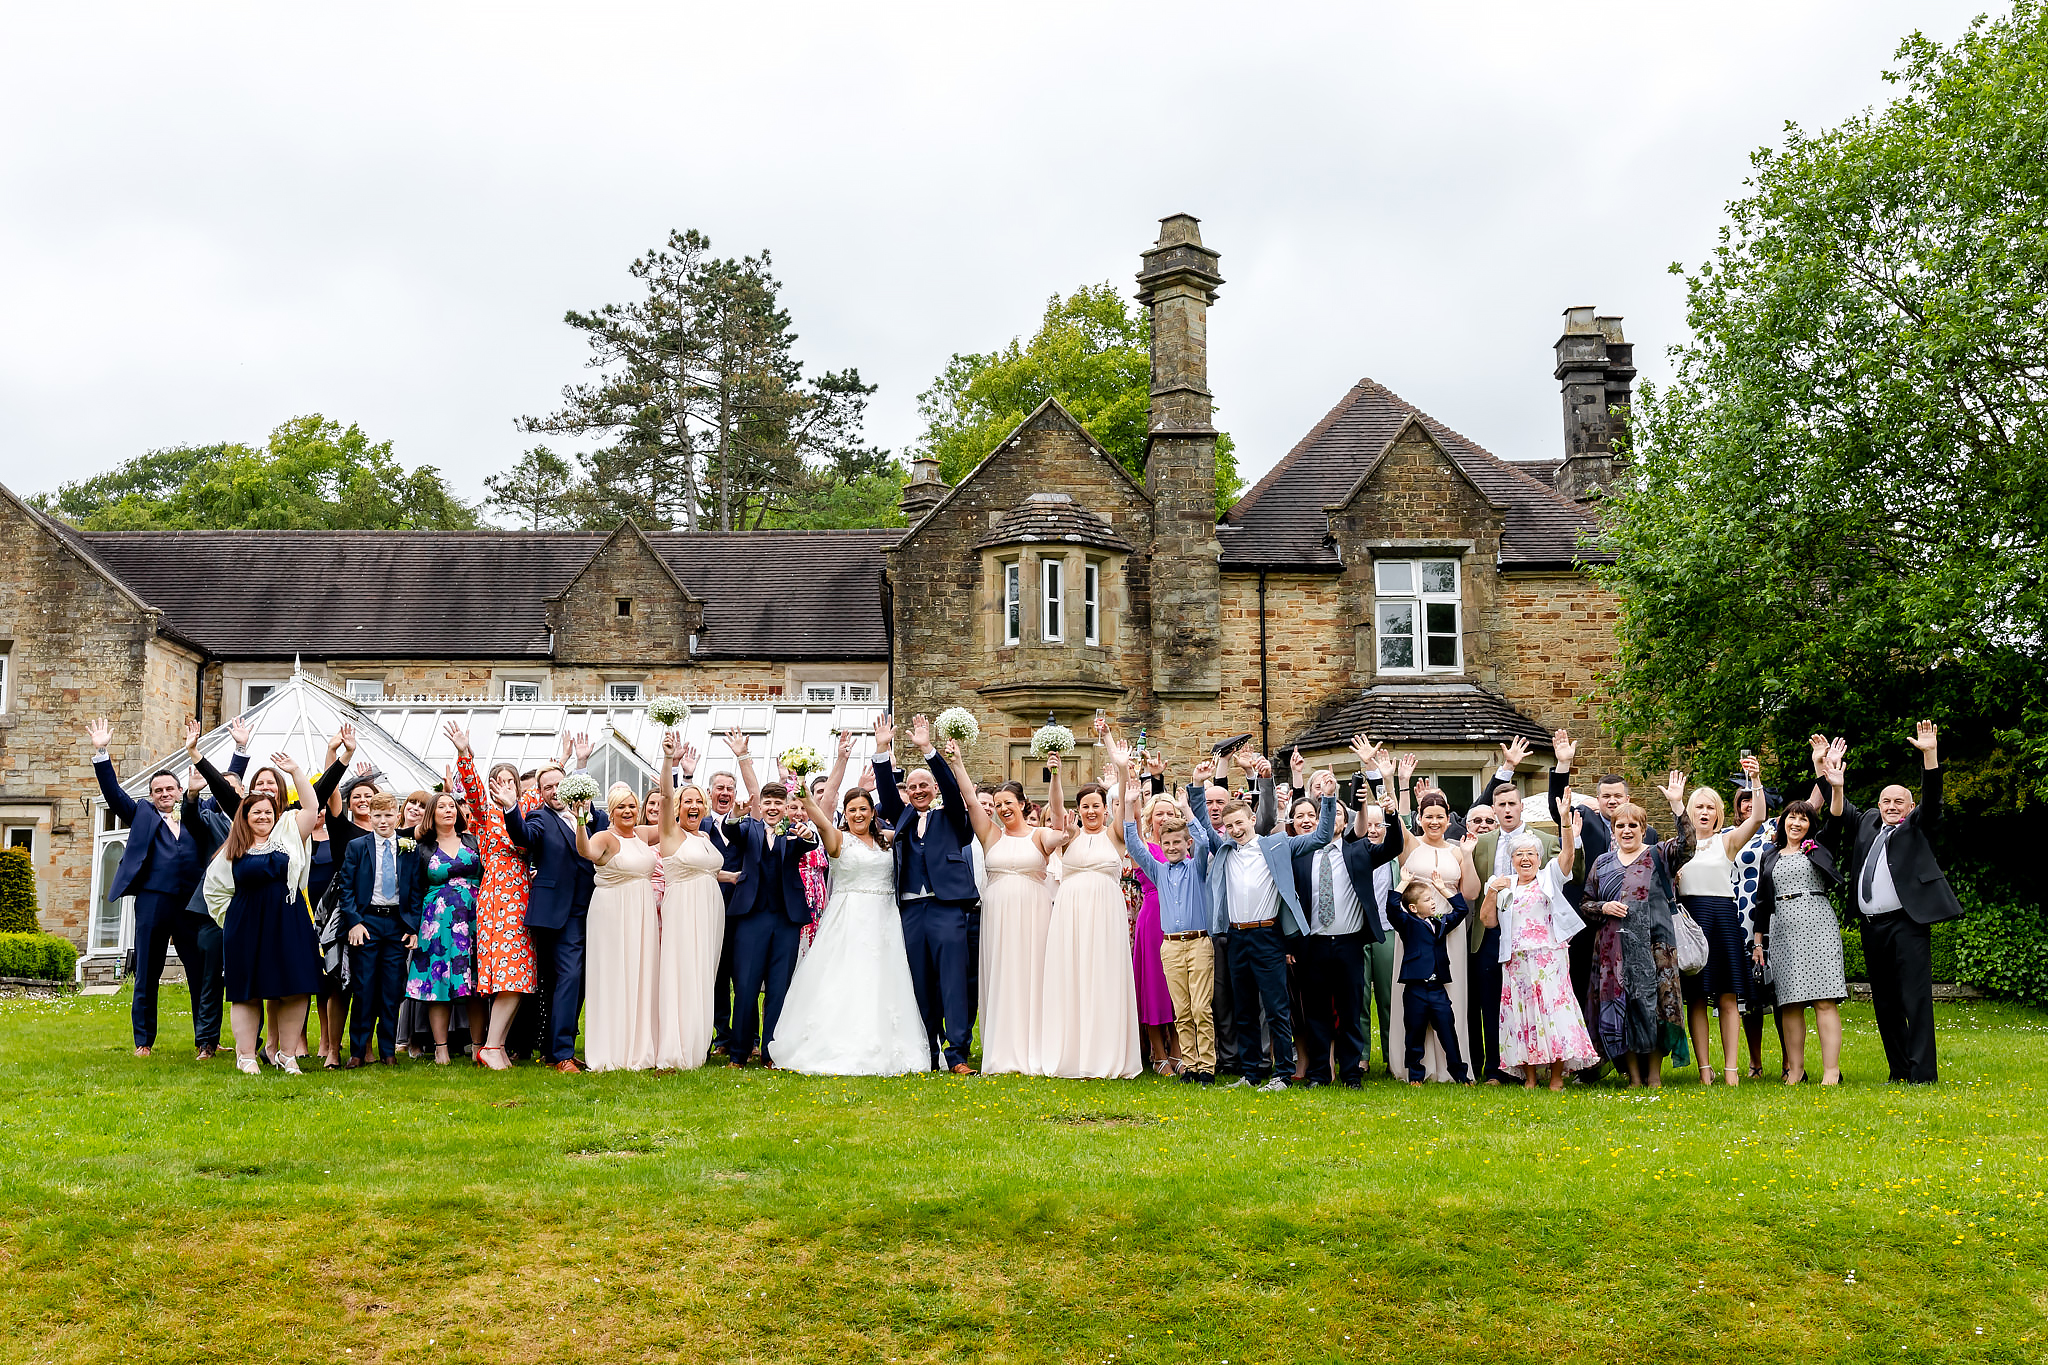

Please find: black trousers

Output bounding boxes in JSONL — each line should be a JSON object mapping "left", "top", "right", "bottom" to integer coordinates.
{"left": 1862, "top": 913, "right": 1938, "bottom": 1083}
{"left": 347, "top": 915, "right": 409, "bottom": 1060}
{"left": 1295, "top": 930, "right": 1368, "bottom": 1084}
{"left": 1211, "top": 932, "right": 1238, "bottom": 1075}
{"left": 731, "top": 911, "right": 802, "bottom": 1065}
{"left": 130, "top": 890, "right": 220, "bottom": 1050}
{"left": 1228, "top": 923, "right": 1294, "bottom": 1083}
{"left": 1468, "top": 926, "right": 1511, "bottom": 1082}
{"left": 1403, "top": 980, "right": 1470, "bottom": 1082}
{"left": 711, "top": 915, "right": 739, "bottom": 1052}
{"left": 530, "top": 915, "right": 587, "bottom": 1064}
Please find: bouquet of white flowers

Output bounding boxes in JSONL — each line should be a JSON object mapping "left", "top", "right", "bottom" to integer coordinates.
{"left": 645, "top": 695, "right": 689, "bottom": 727}
{"left": 780, "top": 746, "right": 822, "bottom": 778}
{"left": 934, "top": 707, "right": 980, "bottom": 746}
{"left": 1031, "top": 723, "right": 1076, "bottom": 759}
{"left": 555, "top": 773, "right": 600, "bottom": 806}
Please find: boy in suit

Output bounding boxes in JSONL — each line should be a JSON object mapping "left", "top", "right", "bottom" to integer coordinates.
{"left": 1118, "top": 772, "right": 1217, "bottom": 1083}
{"left": 337, "top": 792, "right": 423, "bottom": 1066}
{"left": 1386, "top": 879, "right": 1474, "bottom": 1084}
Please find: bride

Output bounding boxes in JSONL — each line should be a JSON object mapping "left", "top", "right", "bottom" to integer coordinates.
{"left": 769, "top": 771, "right": 929, "bottom": 1075}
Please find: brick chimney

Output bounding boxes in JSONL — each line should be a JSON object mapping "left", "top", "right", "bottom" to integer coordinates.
{"left": 1135, "top": 213, "right": 1224, "bottom": 699}
{"left": 1552, "top": 306, "right": 1635, "bottom": 502}
{"left": 898, "top": 453, "right": 947, "bottom": 522}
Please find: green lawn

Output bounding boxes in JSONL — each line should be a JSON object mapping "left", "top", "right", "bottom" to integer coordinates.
{"left": 5, "top": 989, "right": 2047, "bottom": 1364}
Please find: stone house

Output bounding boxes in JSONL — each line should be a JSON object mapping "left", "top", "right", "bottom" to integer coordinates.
{"left": 0, "top": 212, "right": 1632, "bottom": 975}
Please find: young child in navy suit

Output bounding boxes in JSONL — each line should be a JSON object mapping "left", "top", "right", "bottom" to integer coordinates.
{"left": 1387, "top": 879, "right": 1473, "bottom": 1085}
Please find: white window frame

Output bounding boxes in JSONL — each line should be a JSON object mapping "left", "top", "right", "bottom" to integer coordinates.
{"left": 1083, "top": 562, "right": 1100, "bottom": 646}
{"left": 345, "top": 678, "right": 383, "bottom": 702}
{"left": 242, "top": 679, "right": 285, "bottom": 710}
{"left": 1372, "top": 558, "right": 1462, "bottom": 675}
{"left": 605, "top": 681, "right": 644, "bottom": 703}
{"left": 1002, "top": 562, "right": 1021, "bottom": 646}
{"left": 1042, "top": 558, "right": 1064, "bottom": 643}
{"left": 502, "top": 679, "right": 543, "bottom": 702}
{"left": 0, "top": 650, "right": 10, "bottom": 714}
{"left": 802, "top": 682, "right": 879, "bottom": 704}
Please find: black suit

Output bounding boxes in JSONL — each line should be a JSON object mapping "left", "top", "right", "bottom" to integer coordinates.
{"left": 1840, "top": 766, "right": 1960, "bottom": 1083}
{"left": 721, "top": 816, "right": 819, "bottom": 1065}
{"left": 504, "top": 802, "right": 609, "bottom": 1065}
{"left": 1287, "top": 820, "right": 1403, "bottom": 1085}
{"left": 874, "top": 754, "right": 979, "bottom": 1070}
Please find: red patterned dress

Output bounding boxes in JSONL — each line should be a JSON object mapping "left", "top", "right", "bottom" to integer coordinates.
{"left": 456, "top": 752, "right": 538, "bottom": 995}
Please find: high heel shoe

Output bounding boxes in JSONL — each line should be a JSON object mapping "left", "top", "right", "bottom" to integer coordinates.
{"left": 433, "top": 1044, "right": 452, "bottom": 1066}
{"left": 1724, "top": 1067, "right": 1740, "bottom": 1087}
{"left": 1699, "top": 1066, "right": 1715, "bottom": 1086}
{"left": 478, "top": 1046, "right": 513, "bottom": 1072}
{"left": 274, "top": 1052, "right": 303, "bottom": 1075}
{"left": 236, "top": 1055, "right": 262, "bottom": 1076}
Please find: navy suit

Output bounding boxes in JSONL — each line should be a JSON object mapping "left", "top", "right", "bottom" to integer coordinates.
{"left": 95, "top": 757, "right": 223, "bottom": 1050}
{"left": 703, "top": 811, "right": 750, "bottom": 1052}
{"left": 1385, "top": 896, "right": 1473, "bottom": 1083}
{"left": 874, "top": 753, "right": 979, "bottom": 1070}
{"left": 720, "top": 815, "right": 818, "bottom": 1065}
{"left": 1287, "top": 819, "right": 1404, "bottom": 1085}
{"left": 504, "top": 801, "right": 608, "bottom": 1064}
{"left": 336, "top": 831, "right": 425, "bottom": 1061}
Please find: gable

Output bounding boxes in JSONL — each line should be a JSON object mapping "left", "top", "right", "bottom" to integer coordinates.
{"left": 1328, "top": 414, "right": 1506, "bottom": 538}
{"left": 548, "top": 520, "right": 704, "bottom": 665}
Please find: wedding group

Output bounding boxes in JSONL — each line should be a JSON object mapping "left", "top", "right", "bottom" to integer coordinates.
{"left": 93, "top": 698, "right": 1962, "bottom": 1088}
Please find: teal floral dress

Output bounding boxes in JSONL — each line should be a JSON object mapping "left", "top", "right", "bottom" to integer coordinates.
{"left": 407, "top": 839, "right": 481, "bottom": 1001}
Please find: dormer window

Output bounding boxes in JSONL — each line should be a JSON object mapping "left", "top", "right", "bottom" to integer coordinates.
{"left": 1041, "top": 559, "right": 1064, "bottom": 643}
{"left": 1374, "top": 558, "right": 1461, "bottom": 673}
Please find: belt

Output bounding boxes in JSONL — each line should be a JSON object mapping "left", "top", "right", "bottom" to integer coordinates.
{"left": 1232, "top": 918, "right": 1277, "bottom": 930}
{"left": 1161, "top": 930, "right": 1208, "bottom": 941}
{"left": 1779, "top": 890, "right": 1831, "bottom": 900}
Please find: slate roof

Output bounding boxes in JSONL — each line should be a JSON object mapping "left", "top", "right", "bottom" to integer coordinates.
{"left": 973, "top": 493, "right": 1133, "bottom": 553}
{"left": 75, "top": 528, "right": 896, "bottom": 661}
{"left": 1216, "top": 379, "right": 1605, "bottom": 570}
{"left": 1286, "top": 683, "right": 1555, "bottom": 752}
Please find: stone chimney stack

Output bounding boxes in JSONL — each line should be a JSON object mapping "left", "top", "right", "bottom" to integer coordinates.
{"left": 1135, "top": 213, "right": 1224, "bottom": 699}
{"left": 1552, "top": 306, "right": 1636, "bottom": 502}
{"left": 898, "top": 453, "right": 947, "bottom": 522}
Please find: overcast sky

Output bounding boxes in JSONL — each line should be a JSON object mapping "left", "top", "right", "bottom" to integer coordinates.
{"left": 0, "top": 2, "right": 2000, "bottom": 511}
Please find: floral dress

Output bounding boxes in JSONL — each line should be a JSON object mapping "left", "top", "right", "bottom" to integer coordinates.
{"left": 407, "top": 840, "right": 481, "bottom": 1001}
{"left": 1496, "top": 869, "right": 1599, "bottom": 1073}
{"left": 456, "top": 752, "right": 538, "bottom": 995}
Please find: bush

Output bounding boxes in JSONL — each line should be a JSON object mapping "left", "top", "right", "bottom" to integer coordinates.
{"left": 1954, "top": 881, "right": 2048, "bottom": 1006}
{"left": 1841, "top": 918, "right": 1961, "bottom": 984}
{"left": 0, "top": 848, "right": 37, "bottom": 934}
{"left": 0, "top": 931, "right": 78, "bottom": 982}
{"left": 1841, "top": 924, "right": 1867, "bottom": 982}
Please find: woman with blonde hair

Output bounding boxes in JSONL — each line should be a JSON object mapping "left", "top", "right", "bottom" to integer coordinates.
{"left": 654, "top": 733, "right": 740, "bottom": 1069}
{"left": 573, "top": 781, "right": 662, "bottom": 1071}
{"left": 1676, "top": 755, "right": 1766, "bottom": 1084}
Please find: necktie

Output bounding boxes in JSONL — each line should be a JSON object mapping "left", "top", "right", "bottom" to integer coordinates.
{"left": 1316, "top": 847, "right": 1336, "bottom": 930}
{"left": 917, "top": 811, "right": 928, "bottom": 840}
{"left": 379, "top": 838, "right": 396, "bottom": 900}
{"left": 1860, "top": 823, "right": 1895, "bottom": 902}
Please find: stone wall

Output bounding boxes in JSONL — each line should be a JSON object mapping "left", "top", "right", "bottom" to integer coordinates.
{"left": 1213, "top": 572, "right": 1345, "bottom": 755}
{"left": 1493, "top": 572, "right": 1627, "bottom": 780}
{"left": 547, "top": 524, "right": 703, "bottom": 667}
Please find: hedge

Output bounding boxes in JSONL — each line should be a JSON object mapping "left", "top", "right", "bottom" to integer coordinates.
{"left": 0, "top": 847, "right": 37, "bottom": 934}
{"left": 0, "top": 931, "right": 78, "bottom": 982}
{"left": 1835, "top": 878, "right": 2047, "bottom": 1005}
{"left": 1835, "top": 923, "right": 1955, "bottom": 981}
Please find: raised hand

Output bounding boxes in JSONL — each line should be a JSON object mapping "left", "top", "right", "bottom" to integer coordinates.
{"left": 1192, "top": 759, "right": 1216, "bottom": 786}
{"left": 678, "top": 742, "right": 700, "bottom": 778}
{"left": 1910, "top": 719, "right": 1939, "bottom": 763}
{"left": 1347, "top": 734, "right": 1375, "bottom": 768}
{"left": 1144, "top": 748, "right": 1165, "bottom": 777}
{"left": 187, "top": 764, "right": 207, "bottom": 795}
{"left": 87, "top": 717, "right": 112, "bottom": 751}
{"left": 662, "top": 730, "right": 682, "bottom": 759}
{"left": 445, "top": 763, "right": 460, "bottom": 793}
{"left": 726, "top": 728, "right": 750, "bottom": 759}
{"left": 572, "top": 732, "right": 594, "bottom": 764}
{"left": 1738, "top": 753, "right": 1762, "bottom": 786}
{"left": 836, "top": 730, "right": 855, "bottom": 760}
{"left": 489, "top": 771, "right": 518, "bottom": 811}
{"left": 229, "top": 717, "right": 251, "bottom": 749}
{"left": 1551, "top": 728, "right": 1577, "bottom": 771}
{"left": 909, "top": 713, "right": 931, "bottom": 751}
{"left": 1104, "top": 735, "right": 1134, "bottom": 772}
{"left": 1254, "top": 754, "right": 1274, "bottom": 780}
{"left": 1822, "top": 747, "right": 1846, "bottom": 786}
{"left": 1397, "top": 752, "right": 1419, "bottom": 781}
{"left": 1657, "top": 770, "right": 1688, "bottom": 808}
{"left": 858, "top": 764, "right": 876, "bottom": 794}
{"left": 1092, "top": 713, "right": 1112, "bottom": 739}
{"left": 872, "top": 712, "right": 894, "bottom": 751}
{"left": 353, "top": 760, "right": 372, "bottom": 778}
{"left": 1827, "top": 736, "right": 1847, "bottom": 769}
{"left": 1290, "top": 746, "right": 1307, "bottom": 784}
{"left": 184, "top": 717, "right": 202, "bottom": 750}
{"left": 269, "top": 751, "right": 297, "bottom": 773}
{"left": 943, "top": 738, "right": 962, "bottom": 762}
{"left": 444, "top": 720, "right": 471, "bottom": 756}
{"left": 1499, "top": 734, "right": 1533, "bottom": 770}
{"left": 325, "top": 730, "right": 346, "bottom": 763}
{"left": 1808, "top": 733, "right": 1830, "bottom": 771}
{"left": 338, "top": 722, "right": 358, "bottom": 755}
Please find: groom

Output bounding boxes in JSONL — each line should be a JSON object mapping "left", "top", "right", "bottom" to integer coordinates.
{"left": 502, "top": 752, "right": 608, "bottom": 1073}
{"left": 871, "top": 712, "right": 979, "bottom": 1074}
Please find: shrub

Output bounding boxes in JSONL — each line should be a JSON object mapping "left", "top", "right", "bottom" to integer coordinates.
{"left": 0, "top": 848, "right": 36, "bottom": 934}
{"left": 1930, "top": 918, "right": 1960, "bottom": 984}
{"left": 1841, "top": 924, "right": 1867, "bottom": 982}
{"left": 0, "top": 931, "right": 78, "bottom": 982}
{"left": 1954, "top": 881, "right": 2048, "bottom": 1006}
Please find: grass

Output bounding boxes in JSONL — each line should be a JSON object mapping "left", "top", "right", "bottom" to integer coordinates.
{"left": 4, "top": 989, "right": 2048, "bottom": 1364}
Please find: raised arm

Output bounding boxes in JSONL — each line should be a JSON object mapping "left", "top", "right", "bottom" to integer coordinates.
{"left": 659, "top": 731, "right": 685, "bottom": 855}
{"left": 1037, "top": 753, "right": 1071, "bottom": 853}
{"left": 1284, "top": 793, "right": 1339, "bottom": 857}
{"left": 793, "top": 777, "right": 842, "bottom": 859}
{"left": 726, "top": 728, "right": 764, "bottom": 821}
{"left": 941, "top": 740, "right": 996, "bottom": 849}
{"left": 1723, "top": 755, "right": 1766, "bottom": 852}
{"left": 1909, "top": 720, "right": 1942, "bottom": 831}
{"left": 87, "top": 718, "right": 140, "bottom": 824}
{"left": 816, "top": 731, "right": 855, "bottom": 816}
{"left": 274, "top": 755, "right": 323, "bottom": 837}
{"left": 1186, "top": 762, "right": 1219, "bottom": 846}
{"left": 1556, "top": 779, "right": 1578, "bottom": 878}
{"left": 1252, "top": 772, "right": 1279, "bottom": 837}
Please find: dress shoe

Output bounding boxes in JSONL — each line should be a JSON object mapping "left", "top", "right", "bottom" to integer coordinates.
{"left": 133, "top": 1046, "right": 151, "bottom": 1058}
{"left": 554, "top": 1059, "right": 587, "bottom": 1074}
{"left": 951, "top": 1063, "right": 975, "bottom": 1076}
{"left": 343, "top": 1056, "right": 365, "bottom": 1070}
{"left": 1341, "top": 1078, "right": 1363, "bottom": 1090}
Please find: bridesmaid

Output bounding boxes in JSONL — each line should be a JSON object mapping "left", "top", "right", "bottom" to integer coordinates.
{"left": 655, "top": 732, "right": 735, "bottom": 1069}
{"left": 406, "top": 792, "right": 480, "bottom": 1065}
{"left": 1037, "top": 749, "right": 1143, "bottom": 1079}
{"left": 201, "top": 752, "right": 325, "bottom": 1076}
{"left": 1676, "top": 754, "right": 1766, "bottom": 1085}
{"left": 946, "top": 744, "right": 1067, "bottom": 1075}
{"left": 449, "top": 723, "right": 537, "bottom": 1071}
{"left": 1388, "top": 790, "right": 1481, "bottom": 1082}
{"left": 574, "top": 783, "right": 661, "bottom": 1071}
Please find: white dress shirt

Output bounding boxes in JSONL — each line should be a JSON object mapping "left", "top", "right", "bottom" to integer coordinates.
{"left": 1225, "top": 844, "right": 1280, "bottom": 925}
{"left": 1309, "top": 840, "right": 1364, "bottom": 937}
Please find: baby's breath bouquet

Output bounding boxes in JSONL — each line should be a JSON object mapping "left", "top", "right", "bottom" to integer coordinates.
{"left": 645, "top": 695, "right": 689, "bottom": 727}
{"left": 555, "top": 773, "right": 600, "bottom": 806}
{"left": 779, "top": 746, "right": 822, "bottom": 778}
{"left": 934, "top": 707, "right": 980, "bottom": 746}
{"left": 1031, "top": 722, "right": 1076, "bottom": 760}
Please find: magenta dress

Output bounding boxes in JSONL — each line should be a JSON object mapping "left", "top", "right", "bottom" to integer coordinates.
{"left": 1127, "top": 841, "right": 1178, "bottom": 1027}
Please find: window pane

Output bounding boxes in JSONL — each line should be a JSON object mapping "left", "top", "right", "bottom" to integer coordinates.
{"left": 1044, "top": 561, "right": 1062, "bottom": 640}
{"left": 843, "top": 684, "right": 877, "bottom": 702}
{"left": 1419, "top": 560, "right": 1458, "bottom": 594}
{"left": 1425, "top": 633, "right": 1458, "bottom": 668}
{"left": 804, "top": 685, "right": 838, "bottom": 702}
{"left": 1376, "top": 600, "right": 1414, "bottom": 670}
{"left": 1374, "top": 560, "right": 1413, "bottom": 594}
{"left": 503, "top": 681, "right": 541, "bottom": 702}
{"left": 1379, "top": 634, "right": 1415, "bottom": 670}
{"left": 1377, "top": 600, "right": 1413, "bottom": 636}
{"left": 1005, "top": 564, "right": 1020, "bottom": 642}
{"left": 1425, "top": 601, "right": 1458, "bottom": 633}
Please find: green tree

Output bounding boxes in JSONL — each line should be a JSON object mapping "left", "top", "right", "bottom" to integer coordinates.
{"left": 35, "top": 418, "right": 480, "bottom": 530}
{"left": 1597, "top": 4, "right": 2048, "bottom": 834}
{"left": 482, "top": 445, "right": 587, "bottom": 529}
{"left": 523, "top": 229, "right": 888, "bottom": 531}
{"left": 0, "top": 848, "right": 38, "bottom": 934}
{"left": 913, "top": 283, "right": 1242, "bottom": 517}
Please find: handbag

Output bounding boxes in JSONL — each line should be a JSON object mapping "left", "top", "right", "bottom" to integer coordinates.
{"left": 1672, "top": 906, "right": 1709, "bottom": 975}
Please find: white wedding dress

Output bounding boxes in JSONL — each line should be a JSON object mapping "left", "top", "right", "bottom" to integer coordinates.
{"left": 768, "top": 835, "right": 929, "bottom": 1076}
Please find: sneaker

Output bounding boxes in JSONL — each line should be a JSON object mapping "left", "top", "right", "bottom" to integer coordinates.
{"left": 1178, "top": 1067, "right": 1201, "bottom": 1085}
{"left": 1223, "top": 1076, "right": 1254, "bottom": 1089}
{"left": 1194, "top": 1071, "right": 1216, "bottom": 1086}
{"left": 1341, "top": 1078, "right": 1363, "bottom": 1090}
{"left": 1257, "top": 1076, "right": 1290, "bottom": 1093}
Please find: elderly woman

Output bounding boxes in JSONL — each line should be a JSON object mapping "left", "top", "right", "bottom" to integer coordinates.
{"left": 1676, "top": 755, "right": 1767, "bottom": 1085}
{"left": 1754, "top": 748, "right": 1850, "bottom": 1083}
{"left": 1479, "top": 783, "right": 1597, "bottom": 1089}
{"left": 1584, "top": 771, "right": 1696, "bottom": 1088}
